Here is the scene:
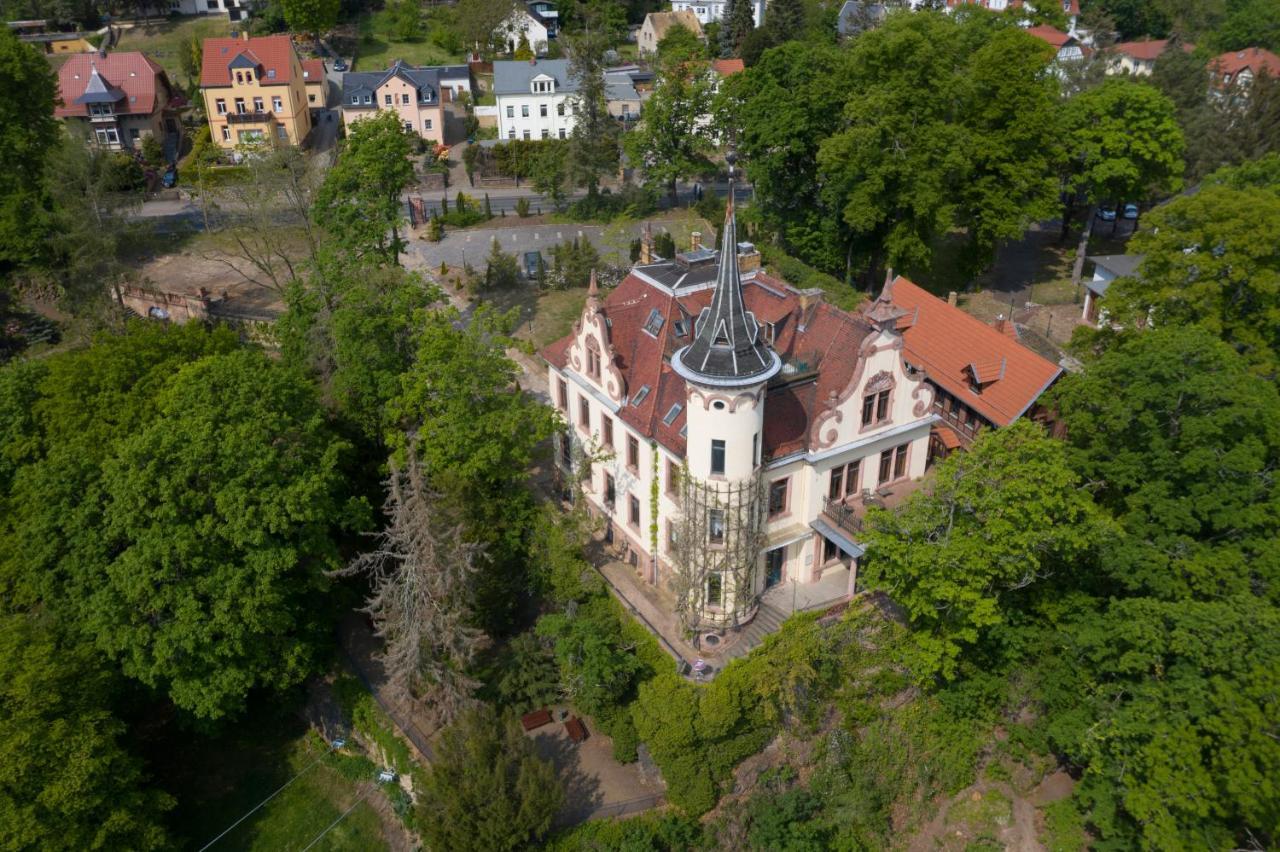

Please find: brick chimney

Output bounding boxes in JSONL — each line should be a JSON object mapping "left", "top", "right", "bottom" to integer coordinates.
{"left": 947, "top": 291, "right": 958, "bottom": 306}
{"left": 690, "top": 231, "right": 702, "bottom": 251}
{"left": 639, "top": 222, "right": 653, "bottom": 264}
{"left": 737, "top": 242, "right": 761, "bottom": 274}
{"left": 796, "top": 288, "right": 824, "bottom": 332}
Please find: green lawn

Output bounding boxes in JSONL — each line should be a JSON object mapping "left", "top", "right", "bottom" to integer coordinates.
{"left": 149, "top": 704, "right": 387, "bottom": 851}
{"left": 115, "top": 16, "right": 235, "bottom": 85}
{"left": 355, "top": 11, "right": 464, "bottom": 70}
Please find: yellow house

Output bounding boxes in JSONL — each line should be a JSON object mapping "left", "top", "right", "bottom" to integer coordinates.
{"left": 200, "top": 33, "right": 312, "bottom": 149}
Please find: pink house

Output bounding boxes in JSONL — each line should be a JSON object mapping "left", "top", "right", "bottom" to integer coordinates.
{"left": 339, "top": 60, "right": 450, "bottom": 145}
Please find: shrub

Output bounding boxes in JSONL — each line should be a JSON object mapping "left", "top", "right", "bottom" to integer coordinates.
{"left": 516, "top": 197, "right": 531, "bottom": 217}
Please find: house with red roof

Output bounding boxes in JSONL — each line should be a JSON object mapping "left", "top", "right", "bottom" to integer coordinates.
{"left": 54, "top": 51, "right": 184, "bottom": 154}
{"left": 542, "top": 176, "right": 941, "bottom": 633}
{"left": 1027, "top": 24, "right": 1088, "bottom": 65}
{"left": 1105, "top": 38, "right": 1194, "bottom": 76}
{"left": 887, "top": 277, "right": 1063, "bottom": 455}
{"left": 1210, "top": 47, "right": 1280, "bottom": 96}
{"left": 200, "top": 33, "right": 313, "bottom": 149}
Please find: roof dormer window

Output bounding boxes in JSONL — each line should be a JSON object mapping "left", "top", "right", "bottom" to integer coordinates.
{"left": 531, "top": 75, "right": 555, "bottom": 94}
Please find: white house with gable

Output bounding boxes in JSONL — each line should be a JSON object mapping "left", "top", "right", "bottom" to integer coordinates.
{"left": 670, "top": 0, "right": 765, "bottom": 27}
{"left": 493, "top": 58, "right": 578, "bottom": 141}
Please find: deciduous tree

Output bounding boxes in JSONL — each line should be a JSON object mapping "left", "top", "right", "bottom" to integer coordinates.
{"left": 566, "top": 31, "right": 620, "bottom": 201}
{"left": 280, "top": 0, "right": 339, "bottom": 35}
{"left": 625, "top": 55, "right": 716, "bottom": 205}
{"left": 0, "top": 27, "right": 58, "bottom": 268}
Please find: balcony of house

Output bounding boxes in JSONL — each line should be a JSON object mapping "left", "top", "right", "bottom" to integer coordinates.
{"left": 818, "top": 478, "right": 920, "bottom": 540}
{"left": 89, "top": 112, "right": 118, "bottom": 123}
{"left": 226, "top": 111, "right": 276, "bottom": 125}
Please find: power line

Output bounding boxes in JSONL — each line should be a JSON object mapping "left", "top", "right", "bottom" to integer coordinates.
{"left": 196, "top": 740, "right": 343, "bottom": 852}
{"left": 299, "top": 785, "right": 374, "bottom": 852}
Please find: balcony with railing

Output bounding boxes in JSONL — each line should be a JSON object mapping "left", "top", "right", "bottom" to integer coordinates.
{"left": 820, "top": 479, "right": 921, "bottom": 538}
{"left": 226, "top": 110, "right": 276, "bottom": 125}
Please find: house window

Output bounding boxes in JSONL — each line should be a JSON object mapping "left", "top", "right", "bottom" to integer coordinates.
{"left": 94, "top": 127, "right": 119, "bottom": 145}
{"left": 540, "top": 103, "right": 548, "bottom": 117}
{"left": 215, "top": 98, "right": 227, "bottom": 115}
{"left": 508, "top": 129, "right": 517, "bottom": 139}
{"left": 424, "top": 118, "right": 433, "bottom": 130}
{"left": 557, "top": 378, "right": 568, "bottom": 410}
{"left": 629, "top": 495, "right": 641, "bottom": 528}
{"left": 309, "top": 93, "right": 316, "bottom": 103}
{"left": 404, "top": 121, "right": 413, "bottom": 133}
{"left": 276, "top": 125, "right": 287, "bottom": 139}
{"left": 666, "top": 460, "right": 680, "bottom": 496}
{"left": 587, "top": 347, "right": 600, "bottom": 378}
{"left": 605, "top": 473, "right": 616, "bottom": 507}
{"left": 252, "top": 97, "right": 263, "bottom": 112}
{"left": 559, "top": 128, "right": 566, "bottom": 139}
{"left": 894, "top": 443, "right": 909, "bottom": 479}
{"left": 363, "top": 94, "right": 372, "bottom": 104}
{"left": 667, "top": 521, "right": 678, "bottom": 553}
{"left": 710, "top": 439, "right": 725, "bottom": 476}
{"left": 768, "top": 479, "right": 788, "bottom": 517}
{"left": 862, "top": 389, "right": 891, "bottom": 426}
{"left": 541, "top": 128, "right": 549, "bottom": 139}
{"left": 221, "top": 126, "right": 231, "bottom": 141}
{"left": 627, "top": 436, "right": 639, "bottom": 470}
{"left": 602, "top": 415, "right": 613, "bottom": 447}
{"left": 130, "top": 128, "right": 140, "bottom": 140}
{"left": 829, "top": 460, "right": 860, "bottom": 500}
{"left": 708, "top": 509, "right": 725, "bottom": 544}
{"left": 879, "top": 448, "right": 893, "bottom": 484}
{"left": 385, "top": 94, "right": 393, "bottom": 105}
{"left": 273, "top": 96, "right": 284, "bottom": 112}
{"left": 234, "top": 97, "right": 246, "bottom": 113}
{"left": 578, "top": 396, "right": 590, "bottom": 430}
{"left": 706, "top": 572, "right": 723, "bottom": 606}
{"left": 662, "top": 404, "right": 682, "bottom": 426}
{"left": 560, "top": 431, "right": 572, "bottom": 467}
{"left": 823, "top": 537, "right": 840, "bottom": 564}
{"left": 557, "top": 102, "right": 565, "bottom": 116}
{"left": 402, "top": 93, "right": 410, "bottom": 105}
{"left": 506, "top": 105, "right": 514, "bottom": 118}
{"left": 235, "top": 71, "right": 243, "bottom": 84}
{"left": 521, "top": 104, "right": 529, "bottom": 117}
{"left": 523, "top": 130, "right": 530, "bottom": 140}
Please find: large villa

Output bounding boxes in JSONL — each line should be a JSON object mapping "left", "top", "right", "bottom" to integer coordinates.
{"left": 540, "top": 170, "right": 1061, "bottom": 647}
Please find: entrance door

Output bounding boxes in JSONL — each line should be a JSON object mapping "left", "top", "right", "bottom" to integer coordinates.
{"left": 765, "top": 547, "right": 784, "bottom": 589}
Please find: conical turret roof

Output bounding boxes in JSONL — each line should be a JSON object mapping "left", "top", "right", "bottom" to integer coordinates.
{"left": 671, "top": 160, "right": 780, "bottom": 388}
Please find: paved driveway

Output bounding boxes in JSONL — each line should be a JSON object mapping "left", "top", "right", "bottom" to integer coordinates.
{"left": 411, "top": 219, "right": 688, "bottom": 271}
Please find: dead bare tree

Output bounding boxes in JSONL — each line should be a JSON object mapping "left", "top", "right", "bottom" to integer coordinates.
{"left": 332, "top": 450, "right": 488, "bottom": 726}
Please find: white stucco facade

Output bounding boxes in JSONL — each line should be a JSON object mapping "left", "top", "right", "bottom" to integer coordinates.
{"left": 493, "top": 60, "right": 578, "bottom": 141}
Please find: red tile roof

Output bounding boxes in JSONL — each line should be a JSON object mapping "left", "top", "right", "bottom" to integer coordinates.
{"left": 711, "top": 58, "right": 745, "bottom": 77}
{"left": 55, "top": 51, "right": 168, "bottom": 117}
{"left": 1027, "top": 24, "right": 1071, "bottom": 49}
{"left": 201, "top": 34, "right": 298, "bottom": 87}
{"left": 888, "top": 277, "right": 1061, "bottom": 427}
{"left": 542, "top": 269, "right": 876, "bottom": 460}
{"left": 301, "top": 58, "right": 325, "bottom": 84}
{"left": 1112, "top": 38, "right": 1193, "bottom": 61}
{"left": 1211, "top": 47, "right": 1280, "bottom": 79}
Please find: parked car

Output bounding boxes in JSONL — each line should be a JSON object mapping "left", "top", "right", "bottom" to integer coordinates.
{"left": 523, "top": 251, "right": 543, "bottom": 279}
{"left": 332, "top": 57, "right": 347, "bottom": 72}
{"left": 1097, "top": 205, "right": 1117, "bottom": 221}
{"left": 161, "top": 167, "right": 177, "bottom": 189}
{"left": 1123, "top": 202, "right": 1139, "bottom": 219}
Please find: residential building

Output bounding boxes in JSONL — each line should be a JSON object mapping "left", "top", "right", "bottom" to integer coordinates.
{"left": 1210, "top": 47, "right": 1280, "bottom": 94}
{"left": 54, "top": 51, "right": 184, "bottom": 154}
{"left": 496, "top": 2, "right": 557, "bottom": 55}
{"left": 669, "top": 0, "right": 765, "bottom": 27}
{"left": 541, "top": 190, "right": 938, "bottom": 630}
{"left": 946, "top": 0, "right": 1079, "bottom": 32}
{"left": 1028, "top": 24, "right": 1089, "bottom": 66}
{"left": 169, "top": 0, "right": 249, "bottom": 20}
{"left": 1106, "top": 38, "right": 1193, "bottom": 76}
{"left": 886, "top": 278, "right": 1063, "bottom": 457}
{"left": 340, "top": 60, "right": 448, "bottom": 144}
{"left": 302, "top": 58, "right": 326, "bottom": 109}
{"left": 200, "top": 33, "right": 313, "bottom": 149}
{"left": 605, "top": 66, "right": 645, "bottom": 121}
{"left": 1082, "top": 254, "right": 1142, "bottom": 326}
{"left": 436, "top": 64, "right": 474, "bottom": 100}
{"left": 493, "top": 58, "right": 578, "bottom": 141}
{"left": 638, "top": 10, "right": 704, "bottom": 56}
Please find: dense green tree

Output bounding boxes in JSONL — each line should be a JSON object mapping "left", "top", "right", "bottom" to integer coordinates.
{"left": 455, "top": 0, "right": 518, "bottom": 53}
{"left": 1057, "top": 597, "right": 1280, "bottom": 849}
{"left": 1149, "top": 41, "right": 1233, "bottom": 181}
{"left": 490, "top": 631, "right": 560, "bottom": 711}
{"left": 1062, "top": 77, "right": 1184, "bottom": 219}
{"left": 1104, "top": 167, "right": 1279, "bottom": 370}
{"left": 1053, "top": 326, "right": 1280, "bottom": 602}
{"left": 861, "top": 421, "right": 1096, "bottom": 680}
{"left": 721, "top": 0, "right": 757, "bottom": 57}
{"left": 277, "top": 256, "right": 440, "bottom": 442}
{"left": 765, "top": 0, "right": 805, "bottom": 42}
{"left": 93, "top": 348, "right": 361, "bottom": 718}
{"left": 417, "top": 705, "right": 562, "bottom": 851}
{"left": 0, "top": 27, "right": 59, "bottom": 268}
{"left": 314, "top": 111, "right": 415, "bottom": 265}
{"left": 483, "top": 236, "right": 521, "bottom": 289}
{"left": 656, "top": 22, "right": 706, "bottom": 62}
{"left": 536, "top": 607, "right": 645, "bottom": 718}
{"left": 0, "top": 614, "right": 172, "bottom": 851}
{"left": 1213, "top": 0, "right": 1280, "bottom": 52}
{"left": 565, "top": 31, "right": 620, "bottom": 201}
{"left": 528, "top": 139, "right": 571, "bottom": 211}
{"left": 624, "top": 55, "right": 716, "bottom": 205}
{"left": 280, "top": 0, "right": 340, "bottom": 35}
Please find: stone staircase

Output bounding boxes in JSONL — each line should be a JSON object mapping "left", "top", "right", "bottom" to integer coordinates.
{"left": 722, "top": 599, "right": 789, "bottom": 662}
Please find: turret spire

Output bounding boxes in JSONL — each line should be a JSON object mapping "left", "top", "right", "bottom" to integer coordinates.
{"left": 670, "top": 152, "right": 781, "bottom": 387}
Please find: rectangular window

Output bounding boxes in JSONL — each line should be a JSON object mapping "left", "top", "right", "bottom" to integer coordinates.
{"left": 710, "top": 439, "right": 725, "bottom": 476}
{"left": 862, "top": 390, "right": 891, "bottom": 426}
{"left": 521, "top": 104, "right": 529, "bottom": 117}
{"left": 558, "top": 128, "right": 566, "bottom": 139}
{"left": 508, "top": 129, "right": 516, "bottom": 139}
{"left": 708, "top": 510, "right": 725, "bottom": 544}
{"left": 221, "top": 126, "right": 231, "bottom": 141}
{"left": 215, "top": 98, "right": 227, "bottom": 115}
{"left": 605, "top": 473, "right": 616, "bottom": 507}
{"left": 768, "top": 479, "right": 788, "bottom": 517}
{"left": 557, "top": 101, "right": 565, "bottom": 116}
{"left": 666, "top": 460, "right": 680, "bottom": 496}
{"left": 894, "top": 443, "right": 908, "bottom": 479}
{"left": 385, "top": 94, "right": 393, "bottom": 105}
{"left": 578, "top": 396, "right": 590, "bottom": 430}
{"left": 541, "top": 128, "right": 549, "bottom": 139}
{"left": 879, "top": 449, "right": 893, "bottom": 484}
{"left": 364, "top": 94, "right": 372, "bottom": 104}
{"left": 706, "top": 573, "right": 722, "bottom": 606}
{"left": 557, "top": 378, "right": 568, "bottom": 410}
{"left": 877, "top": 390, "right": 890, "bottom": 421}
{"left": 560, "top": 431, "right": 572, "bottom": 466}
{"left": 753, "top": 433, "right": 759, "bottom": 464}
{"left": 402, "top": 93, "right": 410, "bottom": 105}
{"left": 540, "top": 103, "right": 548, "bottom": 117}
{"left": 828, "top": 465, "right": 844, "bottom": 500}
{"left": 627, "top": 436, "right": 639, "bottom": 470}
{"left": 506, "top": 105, "right": 514, "bottom": 118}
{"left": 823, "top": 537, "right": 839, "bottom": 564}
{"left": 523, "top": 129, "right": 530, "bottom": 140}
{"left": 586, "top": 348, "right": 600, "bottom": 378}
{"left": 234, "top": 97, "right": 246, "bottom": 114}
{"left": 276, "top": 124, "right": 287, "bottom": 140}
{"left": 424, "top": 118, "right": 433, "bottom": 130}
{"left": 272, "top": 96, "right": 283, "bottom": 112}
{"left": 404, "top": 121, "right": 413, "bottom": 133}
{"left": 252, "top": 97, "right": 264, "bottom": 112}
{"left": 629, "top": 495, "right": 640, "bottom": 527}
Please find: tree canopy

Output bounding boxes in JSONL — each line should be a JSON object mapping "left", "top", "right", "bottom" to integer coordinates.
{"left": 0, "top": 27, "right": 59, "bottom": 268}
